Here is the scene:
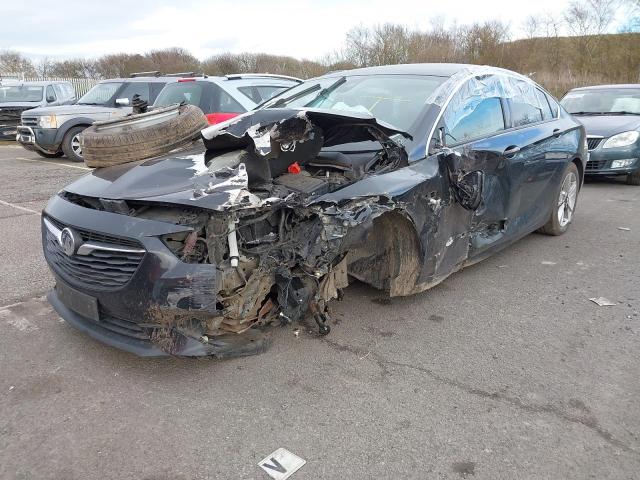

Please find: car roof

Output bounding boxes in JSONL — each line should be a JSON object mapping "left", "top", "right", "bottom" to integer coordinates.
{"left": 568, "top": 84, "right": 640, "bottom": 91}
{"left": 1, "top": 80, "right": 70, "bottom": 87}
{"left": 321, "top": 63, "right": 489, "bottom": 78}
{"left": 99, "top": 77, "right": 179, "bottom": 83}
{"left": 167, "top": 74, "right": 301, "bottom": 86}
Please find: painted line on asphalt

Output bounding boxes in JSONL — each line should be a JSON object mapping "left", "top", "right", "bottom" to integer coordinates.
{"left": 0, "top": 199, "right": 41, "bottom": 216}
{"left": 15, "top": 156, "right": 91, "bottom": 171}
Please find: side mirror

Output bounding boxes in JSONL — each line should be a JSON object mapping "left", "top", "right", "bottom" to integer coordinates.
{"left": 115, "top": 98, "right": 130, "bottom": 106}
{"left": 46, "top": 95, "right": 55, "bottom": 103}
{"left": 440, "top": 149, "right": 484, "bottom": 211}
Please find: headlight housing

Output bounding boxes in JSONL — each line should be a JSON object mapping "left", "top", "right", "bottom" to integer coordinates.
{"left": 37, "top": 115, "right": 58, "bottom": 129}
{"left": 602, "top": 131, "right": 640, "bottom": 149}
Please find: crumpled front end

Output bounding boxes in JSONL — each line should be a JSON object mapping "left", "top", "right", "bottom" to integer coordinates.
{"left": 48, "top": 108, "right": 428, "bottom": 357}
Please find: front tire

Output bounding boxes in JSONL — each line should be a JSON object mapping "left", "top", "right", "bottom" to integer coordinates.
{"left": 627, "top": 170, "right": 640, "bottom": 186}
{"left": 539, "top": 162, "right": 579, "bottom": 236}
{"left": 61, "top": 126, "right": 86, "bottom": 162}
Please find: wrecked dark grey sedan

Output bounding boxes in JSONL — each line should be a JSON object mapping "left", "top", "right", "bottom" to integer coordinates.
{"left": 42, "top": 64, "right": 587, "bottom": 357}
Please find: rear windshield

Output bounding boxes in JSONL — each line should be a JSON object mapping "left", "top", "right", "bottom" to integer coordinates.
{"left": 154, "top": 82, "right": 204, "bottom": 108}
{"left": 238, "top": 85, "right": 290, "bottom": 104}
{"left": 77, "top": 82, "right": 123, "bottom": 105}
{"left": 263, "top": 74, "right": 446, "bottom": 132}
{"left": 561, "top": 88, "right": 640, "bottom": 115}
{"left": 0, "top": 85, "right": 43, "bottom": 102}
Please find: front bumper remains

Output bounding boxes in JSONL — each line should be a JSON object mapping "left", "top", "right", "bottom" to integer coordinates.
{"left": 42, "top": 195, "right": 272, "bottom": 358}
{"left": 16, "top": 126, "right": 60, "bottom": 154}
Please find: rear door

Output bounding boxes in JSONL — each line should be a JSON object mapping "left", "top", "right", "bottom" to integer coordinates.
{"left": 501, "top": 80, "right": 568, "bottom": 232}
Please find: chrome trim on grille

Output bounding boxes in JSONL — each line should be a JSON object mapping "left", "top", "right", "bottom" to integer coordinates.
{"left": 43, "top": 217, "right": 145, "bottom": 255}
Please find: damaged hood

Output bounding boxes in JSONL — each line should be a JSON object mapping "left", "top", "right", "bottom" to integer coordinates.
{"left": 201, "top": 107, "right": 411, "bottom": 151}
{"left": 63, "top": 108, "right": 412, "bottom": 211}
{"left": 63, "top": 146, "right": 256, "bottom": 210}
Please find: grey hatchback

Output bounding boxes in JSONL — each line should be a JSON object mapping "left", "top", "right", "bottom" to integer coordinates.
{"left": 561, "top": 85, "right": 640, "bottom": 185}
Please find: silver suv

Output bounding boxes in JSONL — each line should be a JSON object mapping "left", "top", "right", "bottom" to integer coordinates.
{"left": 17, "top": 74, "right": 177, "bottom": 161}
{"left": 0, "top": 80, "right": 75, "bottom": 141}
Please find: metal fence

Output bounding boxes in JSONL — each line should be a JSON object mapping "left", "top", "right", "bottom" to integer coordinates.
{"left": 0, "top": 73, "right": 99, "bottom": 97}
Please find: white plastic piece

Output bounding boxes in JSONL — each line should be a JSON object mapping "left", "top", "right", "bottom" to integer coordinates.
{"left": 228, "top": 219, "right": 239, "bottom": 267}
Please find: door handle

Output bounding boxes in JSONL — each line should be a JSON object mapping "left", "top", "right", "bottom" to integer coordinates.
{"left": 503, "top": 145, "right": 521, "bottom": 157}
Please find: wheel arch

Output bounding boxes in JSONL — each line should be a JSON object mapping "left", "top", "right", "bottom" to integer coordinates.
{"left": 346, "top": 210, "right": 423, "bottom": 297}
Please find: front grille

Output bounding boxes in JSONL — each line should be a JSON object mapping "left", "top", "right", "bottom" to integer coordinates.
{"left": 587, "top": 137, "right": 603, "bottom": 150}
{"left": 47, "top": 216, "right": 142, "bottom": 249}
{"left": 586, "top": 159, "right": 608, "bottom": 171}
{"left": 44, "top": 217, "right": 145, "bottom": 290}
{"left": 21, "top": 116, "right": 38, "bottom": 127}
{"left": 0, "top": 108, "right": 24, "bottom": 126}
{"left": 99, "top": 308, "right": 151, "bottom": 340}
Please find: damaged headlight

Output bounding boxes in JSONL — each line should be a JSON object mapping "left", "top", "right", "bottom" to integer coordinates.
{"left": 37, "top": 115, "right": 58, "bottom": 129}
{"left": 162, "top": 231, "right": 208, "bottom": 264}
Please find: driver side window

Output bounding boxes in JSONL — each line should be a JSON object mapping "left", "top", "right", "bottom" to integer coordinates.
{"left": 442, "top": 76, "right": 505, "bottom": 145}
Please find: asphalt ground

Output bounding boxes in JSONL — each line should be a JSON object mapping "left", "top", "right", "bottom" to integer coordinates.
{"left": 0, "top": 141, "right": 638, "bottom": 479}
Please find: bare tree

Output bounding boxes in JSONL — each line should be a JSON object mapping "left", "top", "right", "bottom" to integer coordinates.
{"left": 0, "top": 50, "right": 36, "bottom": 75}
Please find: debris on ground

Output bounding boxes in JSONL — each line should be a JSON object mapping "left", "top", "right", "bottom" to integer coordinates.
{"left": 589, "top": 297, "right": 616, "bottom": 307}
{"left": 258, "top": 448, "right": 306, "bottom": 480}
{"left": 617, "top": 227, "right": 631, "bottom": 231}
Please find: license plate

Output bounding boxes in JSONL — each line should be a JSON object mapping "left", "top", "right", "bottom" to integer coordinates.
{"left": 56, "top": 281, "right": 100, "bottom": 322}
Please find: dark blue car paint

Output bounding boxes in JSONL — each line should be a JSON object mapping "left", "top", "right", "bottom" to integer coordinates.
{"left": 42, "top": 66, "right": 587, "bottom": 357}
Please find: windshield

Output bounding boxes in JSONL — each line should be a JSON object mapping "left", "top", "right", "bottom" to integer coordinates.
{"left": 262, "top": 74, "right": 447, "bottom": 132}
{"left": 77, "top": 82, "right": 123, "bottom": 105}
{"left": 561, "top": 88, "right": 640, "bottom": 115}
{"left": 0, "top": 85, "right": 43, "bottom": 102}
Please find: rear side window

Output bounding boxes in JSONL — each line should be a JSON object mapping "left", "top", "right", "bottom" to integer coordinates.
{"left": 442, "top": 76, "right": 505, "bottom": 145}
{"left": 535, "top": 89, "right": 554, "bottom": 120}
{"left": 238, "top": 85, "right": 289, "bottom": 104}
{"left": 154, "top": 82, "right": 205, "bottom": 108}
{"left": 149, "top": 82, "right": 168, "bottom": 102}
{"left": 63, "top": 84, "right": 75, "bottom": 99}
{"left": 508, "top": 79, "right": 554, "bottom": 127}
{"left": 118, "top": 82, "right": 150, "bottom": 102}
{"left": 546, "top": 93, "right": 559, "bottom": 117}
{"left": 214, "top": 86, "right": 246, "bottom": 113}
{"left": 46, "top": 85, "right": 56, "bottom": 102}
{"left": 53, "top": 84, "right": 65, "bottom": 99}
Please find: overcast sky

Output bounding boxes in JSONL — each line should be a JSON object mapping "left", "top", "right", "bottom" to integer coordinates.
{"left": 0, "top": 0, "right": 632, "bottom": 61}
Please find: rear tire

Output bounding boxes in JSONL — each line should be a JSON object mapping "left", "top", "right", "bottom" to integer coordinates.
{"left": 61, "top": 126, "right": 87, "bottom": 162}
{"left": 35, "top": 150, "right": 63, "bottom": 158}
{"left": 626, "top": 170, "right": 640, "bottom": 186}
{"left": 539, "top": 162, "right": 580, "bottom": 236}
{"left": 81, "top": 104, "right": 208, "bottom": 168}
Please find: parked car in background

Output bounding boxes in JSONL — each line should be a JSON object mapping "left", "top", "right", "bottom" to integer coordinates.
{"left": 16, "top": 73, "right": 178, "bottom": 161}
{"left": 42, "top": 64, "right": 587, "bottom": 357}
{"left": 0, "top": 80, "right": 75, "bottom": 140}
{"left": 153, "top": 73, "right": 301, "bottom": 124}
{"left": 561, "top": 84, "right": 640, "bottom": 185}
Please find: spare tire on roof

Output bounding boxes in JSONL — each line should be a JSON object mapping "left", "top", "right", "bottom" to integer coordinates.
{"left": 80, "top": 103, "right": 209, "bottom": 168}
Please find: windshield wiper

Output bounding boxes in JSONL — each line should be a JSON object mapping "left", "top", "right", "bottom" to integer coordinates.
{"left": 307, "top": 76, "right": 347, "bottom": 105}
{"left": 270, "top": 83, "right": 322, "bottom": 108}
{"left": 608, "top": 111, "right": 638, "bottom": 115}
{"left": 77, "top": 102, "right": 104, "bottom": 106}
{"left": 269, "top": 76, "right": 347, "bottom": 109}
{"left": 570, "top": 111, "right": 607, "bottom": 115}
